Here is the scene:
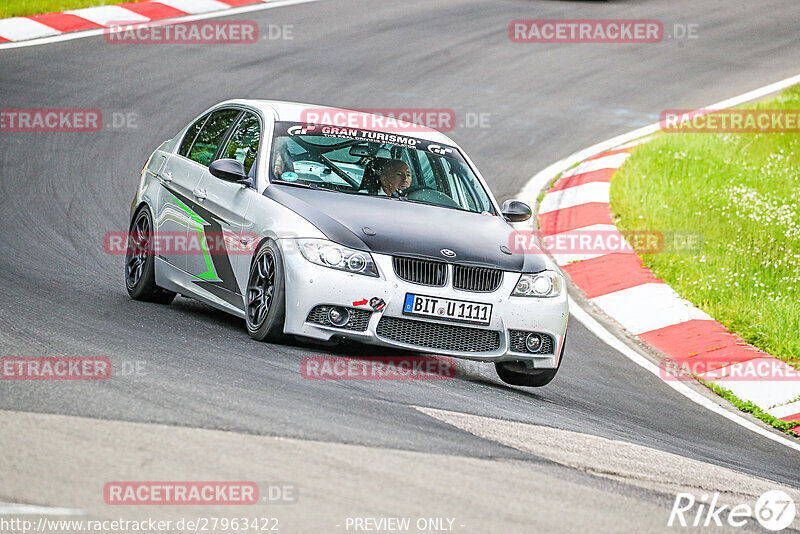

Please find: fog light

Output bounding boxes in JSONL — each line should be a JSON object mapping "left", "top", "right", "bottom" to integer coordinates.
{"left": 327, "top": 307, "right": 350, "bottom": 327}
{"left": 525, "top": 333, "right": 542, "bottom": 352}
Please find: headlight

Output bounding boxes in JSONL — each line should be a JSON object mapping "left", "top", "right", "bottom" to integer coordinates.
{"left": 512, "top": 271, "right": 563, "bottom": 298}
{"left": 296, "top": 239, "right": 379, "bottom": 277}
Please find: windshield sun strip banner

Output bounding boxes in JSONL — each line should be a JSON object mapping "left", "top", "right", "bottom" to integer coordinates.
{"left": 276, "top": 121, "right": 467, "bottom": 164}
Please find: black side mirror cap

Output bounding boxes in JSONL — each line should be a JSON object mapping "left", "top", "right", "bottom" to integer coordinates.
{"left": 209, "top": 158, "right": 251, "bottom": 186}
{"left": 501, "top": 199, "right": 532, "bottom": 222}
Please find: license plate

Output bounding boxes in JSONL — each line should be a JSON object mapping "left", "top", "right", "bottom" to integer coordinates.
{"left": 403, "top": 293, "right": 492, "bottom": 326}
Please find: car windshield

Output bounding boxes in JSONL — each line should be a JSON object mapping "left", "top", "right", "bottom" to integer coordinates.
{"left": 268, "top": 121, "right": 496, "bottom": 214}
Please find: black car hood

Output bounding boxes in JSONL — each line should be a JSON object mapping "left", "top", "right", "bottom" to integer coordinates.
{"left": 265, "top": 185, "right": 546, "bottom": 272}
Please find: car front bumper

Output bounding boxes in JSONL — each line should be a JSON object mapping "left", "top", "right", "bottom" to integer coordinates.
{"left": 279, "top": 241, "right": 569, "bottom": 369}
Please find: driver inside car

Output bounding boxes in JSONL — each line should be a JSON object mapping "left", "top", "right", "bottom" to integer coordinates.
{"left": 377, "top": 159, "right": 412, "bottom": 196}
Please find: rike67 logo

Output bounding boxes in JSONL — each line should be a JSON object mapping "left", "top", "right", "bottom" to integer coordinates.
{"left": 668, "top": 490, "right": 796, "bottom": 531}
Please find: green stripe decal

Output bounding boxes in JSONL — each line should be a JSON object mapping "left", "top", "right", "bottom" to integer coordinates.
{"left": 170, "top": 193, "right": 220, "bottom": 281}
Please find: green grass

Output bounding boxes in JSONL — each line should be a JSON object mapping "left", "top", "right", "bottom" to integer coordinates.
{"left": 1, "top": 0, "right": 145, "bottom": 18}
{"left": 611, "top": 85, "right": 800, "bottom": 367}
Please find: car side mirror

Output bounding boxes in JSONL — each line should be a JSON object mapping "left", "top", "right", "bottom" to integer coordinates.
{"left": 501, "top": 199, "right": 532, "bottom": 222}
{"left": 209, "top": 158, "right": 252, "bottom": 187}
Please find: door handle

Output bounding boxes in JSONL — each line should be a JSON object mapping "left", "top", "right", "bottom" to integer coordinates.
{"left": 158, "top": 171, "right": 173, "bottom": 183}
{"left": 193, "top": 188, "right": 207, "bottom": 201}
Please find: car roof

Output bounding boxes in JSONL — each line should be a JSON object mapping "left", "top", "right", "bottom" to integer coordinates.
{"left": 218, "top": 99, "right": 458, "bottom": 145}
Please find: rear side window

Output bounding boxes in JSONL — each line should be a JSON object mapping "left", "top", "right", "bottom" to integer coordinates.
{"left": 188, "top": 109, "right": 240, "bottom": 166}
{"left": 219, "top": 113, "right": 261, "bottom": 175}
{"left": 178, "top": 113, "right": 208, "bottom": 157}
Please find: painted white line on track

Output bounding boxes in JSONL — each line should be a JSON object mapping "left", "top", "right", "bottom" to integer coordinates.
{"left": 519, "top": 72, "right": 800, "bottom": 453}
{"left": 0, "top": 502, "right": 85, "bottom": 515}
{"left": 0, "top": 0, "right": 322, "bottom": 50}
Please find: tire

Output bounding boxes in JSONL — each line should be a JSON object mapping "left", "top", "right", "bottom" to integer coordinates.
{"left": 125, "top": 207, "right": 176, "bottom": 304}
{"left": 245, "top": 240, "right": 287, "bottom": 342}
{"left": 495, "top": 333, "right": 566, "bottom": 387}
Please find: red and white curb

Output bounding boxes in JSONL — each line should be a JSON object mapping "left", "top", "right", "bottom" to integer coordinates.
{"left": 0, "top": 0, "right": 302, "bottom": 44}
{"left": 534, "top": 141, "right": 800, "bottom": 433}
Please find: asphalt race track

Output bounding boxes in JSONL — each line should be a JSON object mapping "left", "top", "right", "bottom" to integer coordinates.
{"left": 1, "top": 0, "right": 800, "bottom": 532}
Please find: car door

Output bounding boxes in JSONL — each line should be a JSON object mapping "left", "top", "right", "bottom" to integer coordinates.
{"left": 167, "top": 108, "right": 241, "bottom": 283}
{"left": 155, "top": 112, "right": 208, "bottom": 271}
{"left": 186, "top": 110, "right": 261, "bottom": 308}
